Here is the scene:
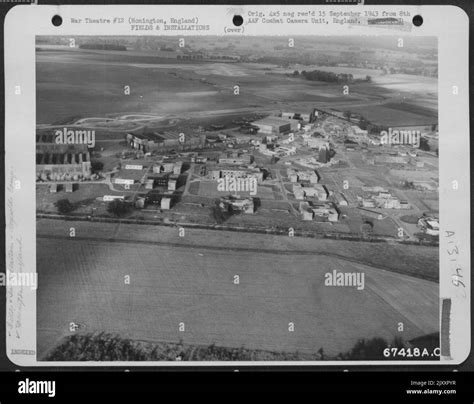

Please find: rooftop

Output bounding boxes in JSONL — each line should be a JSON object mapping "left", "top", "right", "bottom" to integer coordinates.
{"left": 253, "top": 117, "right": 292, "bottom": 127}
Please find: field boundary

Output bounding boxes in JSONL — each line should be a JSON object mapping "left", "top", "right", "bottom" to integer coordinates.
{"left": 37, "top": 224, "right": 439, "bottom": 283}
{"left": 36, "top": 212, "right": 439, "bottom": 247}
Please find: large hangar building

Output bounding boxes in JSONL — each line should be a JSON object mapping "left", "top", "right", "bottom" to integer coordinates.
{"left": 252, "top": 117, "right": 291, "bottom": 135}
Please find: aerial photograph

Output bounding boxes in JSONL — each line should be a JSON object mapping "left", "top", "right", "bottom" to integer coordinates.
{"left": 35, "top": 35, "right": 439, "bottom": 362}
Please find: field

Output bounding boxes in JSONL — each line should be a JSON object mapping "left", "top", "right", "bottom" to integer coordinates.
{"left": 36, "top": 51, "right": 256, "bottom": 124}
{"left": 37, "top": 219, "right": 438, "bottom": 361}
{"left": 194, "top": 180, "right": 278, "bottom": 200}
{"left": 36, "top": 183, "right": 114, "bottom": 212}
{"left": 345, "top": 105, "right": 437, "bottom": 127}
{"left": 37, "top": 47, "right": 437, "bottom": 129}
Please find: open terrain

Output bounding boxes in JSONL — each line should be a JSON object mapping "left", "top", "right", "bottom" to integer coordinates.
{"left": 37, "top": 219, "right": 438, "bottom": 360}
{"left": 36, "top": 47, "right": 437, "bottom": 128}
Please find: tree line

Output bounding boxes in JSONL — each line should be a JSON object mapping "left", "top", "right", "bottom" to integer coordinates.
{"left": 293, "top": 69, "right": 372, "bottom": 84}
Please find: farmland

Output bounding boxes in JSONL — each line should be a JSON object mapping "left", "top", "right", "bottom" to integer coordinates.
{"left": 37, "top": 219, "right": 438, "bottom": 361}
{"left": 36, "top": 44, "right": 437, "bottom": 128}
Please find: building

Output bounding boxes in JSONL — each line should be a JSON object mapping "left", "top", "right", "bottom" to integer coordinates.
{"left": 412, "top": 181, "right": 437, "bottom": 191}
{"left": 358, "top": 207, "right": 385, "bottom": 220}
{"left": 168, "top": 174, "right": 179, "bottom": 191}
{"left": 220, "top": 196, "right": 254, "bottom": 214}
{"left": 334, "top": 192, "right": 348, "bottom": 207}
{"left": 126, "top": 132, "right": 161, "bottom": 153}
{"left": 300, "top": 201, "right": 338, "bottom": 222}
{"left": 147, "top": 172, "right": 170, "bottom": 187}
{"left": 126, "top": 131, "right": 206, "bottom": 153}
{"left": 376, "top": 191, "right": 392, "bottom": 199}
{"left": 265, "top": 135, "right": 278, "bottom": 144}
{"left": 161, "top": 197, "right": 172, "bottom": 210}
{"left": 276, "top": 146, "right": 296, "bottom": 156}
{"left": 153, "top": 162, "right": 182, "bottom": 174}
{"left": 351, "top": 125, "right": 368, "bottom": 141}
{"left": 173, "top": 161, "right": 183, "bottom": 175}
{"left": 208, "top": 169, "right": 221, "bottom": 181}
{"left": 287, "top": 168, "right": 319, "bottom": 184}
{"left": 279, "top": 133, "right": 295, "bottom": 145}
{"left": 125, "top": 164, "right": 143, "bottom": 170}
{"left": 302, "top": 184, "right": 328, "bottom": 201}
{"left": 211, "top": 166, "right": 264, "bottom": 183}
{"left": 378, "top": 197, "right": 401, "bottom": 209}
{"left": 418, "top": 216, "right": 439, "bottom": 236}
{"left": 287, "top": 169, "right": 298, "bottom": 183}
{"left": 36, "top": 150, "right": 92, "bottom": 181}
{"left": 293, "top": 184, "right": 305, "bottom": 200}
{"left": 311, "top": 202, "right": 339, "bottom": 222}
{"left": 252, "top": 117, "right": 291, "bottom": 135}
{"left": 113, "top": 178, "right": 134, "bottom": 186}
{"left": 191, "top": 155, "right": 208, "bottom": 163}
{"left": 307, "top": 138, "right": 330, "bottom": 150}
{"left": 300, "top": 202, "right": 314, "bottom": 221}
{"left": 399, "top": 200, "right": 410, "bottom": 209}
{"left": 281, "top": 110, "right": 316, "bottom": 123}
{"left": 369, "top": 192, "right": 410, "bottom": 210}
{"left": 362, "top": 186, "right": 389, "bottom": 193}
{"left": 361, "top": 198, "right": 376, "bottom": 208}
{"left": 36, "top": 130, "right": 94, "bottom": 182}
{"left": 103, "top": 195, "right": 125, "bottom": 202}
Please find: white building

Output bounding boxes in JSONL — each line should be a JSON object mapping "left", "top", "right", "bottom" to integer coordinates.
{"left": 161, "top": 197, "right": 172, "bottom": 210}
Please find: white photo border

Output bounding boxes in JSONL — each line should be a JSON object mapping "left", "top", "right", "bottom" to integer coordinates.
{"left": 4, "top": 4, "right": 470, "bottom": 366}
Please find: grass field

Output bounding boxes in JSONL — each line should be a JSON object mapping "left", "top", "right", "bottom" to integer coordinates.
{"left": 345, "top": 104, "right": 437, "bottom": 127}
{"left": 37, "top": 219, "right": 438, "bottom": 361}
{"left": 36, "top": 51, "right": 256, "bottom": 124}
{"left": 36, "top": 48, "right": 434, "bottom": 126}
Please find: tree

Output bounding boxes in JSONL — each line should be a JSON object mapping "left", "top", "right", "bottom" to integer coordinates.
{"left": 292, "top": 70, "right": 299, "bottom": 76}
{"left": 359, "top": 118, "right": 369, "bottom": 130}
{"left": 211, "top": 199, "right": 227, "bottom": 224}
{"left": 91, "top": 160, "right": 104, "bottom": 173}
{"left": 342, "top": 337, "right": 405, "bottom": 360}
{"left": 56, "top": 198, "right": 74, "bottom": 214}
{"left": 360, "top": 220, "right": 374, "bottom": 238}
{"left": 107, "top": 199, "right": 131, "bottom": 217}
{"left": 365, "top": 75, "right": 372, "bottom": 83}
{"left": 343, "top": 110, "right": 352, "bottom": 120}
{"left": 419, "top": 137, "right": 431, "bottom": 151}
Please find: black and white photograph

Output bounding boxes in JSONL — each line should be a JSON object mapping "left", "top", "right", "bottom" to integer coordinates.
{"left": 1, "top": 2, "right": 472, "bottom": 402}
{"left": 34, "top": 34, "right": 441, "bottom": 362}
